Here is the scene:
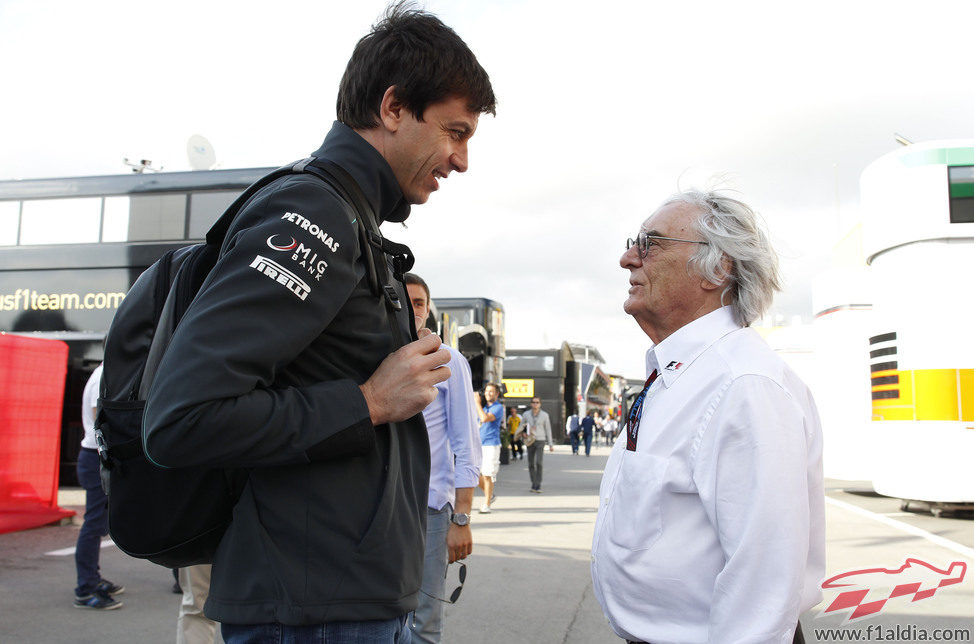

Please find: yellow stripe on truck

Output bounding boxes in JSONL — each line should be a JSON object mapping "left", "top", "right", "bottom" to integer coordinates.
{"left": 871, "top": 369, "right": 974, "bottom": 421}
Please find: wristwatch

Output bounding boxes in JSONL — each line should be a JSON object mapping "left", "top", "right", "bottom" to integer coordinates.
{"left": 450, "top": 512, "right": 470, "bottom": 526}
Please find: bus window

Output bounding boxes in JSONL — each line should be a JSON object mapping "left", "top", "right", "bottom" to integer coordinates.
{"left": 948, "top": 166, "right": 974, "bottom": 224}
{"left": 20, "top": 197, "right": 101, "bottom": 245}
{"left": 505, "top": 355, "right": 555, "bottom": 373}
{"left": 440, "top": 307, "right": 475, "bottom": 327}
{"left": 104, "top": 194, "right": 188, "bottom": 242}
{"left": 102, "top": 196, "right": 129, "bottom": 241}
{"left": 189, "top": 191, "right": 238, "bottom": 239}
{"left": 0, "top": 201, "right": 19, "bottom": 246}
{"left": 126, "top": 194, "right": 186, "bottom": 241}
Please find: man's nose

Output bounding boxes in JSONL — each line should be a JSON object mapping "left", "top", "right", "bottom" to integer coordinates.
{"left": 620, "top": 245, "right": 641, "bottom": 269}
{"left": 450, "top": 143, "right": 468, "bottom": 173}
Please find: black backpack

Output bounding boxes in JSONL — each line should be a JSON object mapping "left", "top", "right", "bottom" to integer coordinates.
{"left": 94, "top": 158, "right": 413, "bottom": 568}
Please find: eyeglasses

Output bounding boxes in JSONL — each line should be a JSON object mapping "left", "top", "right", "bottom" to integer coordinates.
{"left": 420, "top": 561, "right": 466, "bottom": 604}
{"left": 626, "top": 232, "right": 708, "bottom": 258}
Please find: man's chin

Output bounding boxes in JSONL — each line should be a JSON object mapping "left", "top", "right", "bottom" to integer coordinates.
{"left": 404, "top": 185, "right": 435, "bottom": 205}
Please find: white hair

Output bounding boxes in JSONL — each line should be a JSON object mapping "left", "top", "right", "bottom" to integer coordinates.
{"left": 662, "top": 189, "right": 781, "bottom": 326}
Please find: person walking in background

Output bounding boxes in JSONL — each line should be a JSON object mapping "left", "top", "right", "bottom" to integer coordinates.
{"left": 475, "top": 383, "right": 504, "bottom": 513}
{"left": 177, "top": 565, "right": 217, "bottom": 644}
{"left": 591, "top": 189, "right": 824, "bottom": 643}
{"left": 404, "top": 273, "right": 480, "bottom": 644}
{"left": 580, "top": 410, "right": 595, "bottom": 457}
{"left": 566, "top": 412, "right": 581, "bottom": 455}
{"left": 520, "top": 397, "right": 553, "bottom": 493}
{"left": 507, "top": 406, "right": 523, "bottom": 461}
{"left": 73, "top": 363, "right": 124, "bottom": 610}
{"left": 603, "top": 413, "right": 618, "bottom": 445}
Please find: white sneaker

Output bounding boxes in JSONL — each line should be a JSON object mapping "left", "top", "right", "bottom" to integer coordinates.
{"left": 479, "top": 504, "right": 491, "bottom": 514}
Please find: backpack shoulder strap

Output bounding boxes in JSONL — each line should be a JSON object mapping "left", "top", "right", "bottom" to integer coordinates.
{"left": 299, "top": 159, "right": 416, "bottom": 347}
{"left": 209, "top": 157, "right": 413, "bottom": 309}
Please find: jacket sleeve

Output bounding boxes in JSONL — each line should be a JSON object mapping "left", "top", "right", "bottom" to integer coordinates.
{"left": 143, "top": 176, "right": 374, "bottom": 469}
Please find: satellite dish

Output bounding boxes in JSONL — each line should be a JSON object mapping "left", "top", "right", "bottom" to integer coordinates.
{"left": 187, "top": 134, "right": 217, "bottom": 170}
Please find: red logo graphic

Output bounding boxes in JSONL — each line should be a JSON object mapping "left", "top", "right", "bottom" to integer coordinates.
{"left": 821, "top": 558, "right": 966, "bottom": 621}
{"left": 266, "top": 235, "right": 298, "bottom": 251}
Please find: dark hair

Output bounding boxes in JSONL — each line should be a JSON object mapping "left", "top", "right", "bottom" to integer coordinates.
{"left": 484, "top": 382, "right": 500, "bottom": 393}
{"left": 337, "top": 1, "right": 496, "bottom": 129}
{"left": 403, "top": 272, "right": 430, "bottom": 302}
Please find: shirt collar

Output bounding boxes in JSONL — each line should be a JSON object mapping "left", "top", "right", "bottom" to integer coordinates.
{"left": 645, "top": 306, "right": 741, "bottom": 387}
{"left": 310, "top": 121, "right": 411, "bottom": 224}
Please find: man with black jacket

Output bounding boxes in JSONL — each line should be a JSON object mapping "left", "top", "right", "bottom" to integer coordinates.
{"left": 142, "top": 4, "right": 495, "bottom": 643}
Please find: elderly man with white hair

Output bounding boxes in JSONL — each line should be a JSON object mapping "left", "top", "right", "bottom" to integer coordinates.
{"left": 591, "top": 190, "right": 825, "bottom": 644}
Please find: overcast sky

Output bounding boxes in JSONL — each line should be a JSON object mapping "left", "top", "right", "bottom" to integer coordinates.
{"left": 2, "top": 0, "right": 973, "bottom": 378}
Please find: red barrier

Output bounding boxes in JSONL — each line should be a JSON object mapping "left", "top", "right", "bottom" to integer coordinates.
{"left": 0, "top": 332, "right": 75, "bottom": 534}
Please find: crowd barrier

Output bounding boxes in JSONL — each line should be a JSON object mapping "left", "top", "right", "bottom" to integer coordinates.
{"left": 0, "top": 332, "right": 75, "bottom": 534}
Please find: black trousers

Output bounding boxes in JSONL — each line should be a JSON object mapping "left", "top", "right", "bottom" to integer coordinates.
{"left": 627, "top": 620, "right": 805, "bottom": 644}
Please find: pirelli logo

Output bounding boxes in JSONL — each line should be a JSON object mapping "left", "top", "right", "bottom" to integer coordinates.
{"left": 249, "top": 255, "right": 311, "bottom": 301}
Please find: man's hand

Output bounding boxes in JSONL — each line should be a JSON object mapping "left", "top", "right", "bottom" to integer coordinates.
{"left": 446, "top": 524, "right": 472, "bottom": 563}
{"left": 449, "top": 487, "right": 474, "bottom": 563}
{"left": 359, "top": 333, "right": 450, "bottom": 425}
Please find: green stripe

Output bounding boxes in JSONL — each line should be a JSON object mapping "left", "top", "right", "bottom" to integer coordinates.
{"left": 900, "top": 147, "right": 974, "bottom": 167}
{"left": 950, "top": 185, "right": 974, "bottom": 199}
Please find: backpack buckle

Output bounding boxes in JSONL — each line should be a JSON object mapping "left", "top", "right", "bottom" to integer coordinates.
{"left": 94, "top": 426, "right": 113, "bottom": 470}
{"left": 383, "top": 285, "right": 402, "bottom": 311}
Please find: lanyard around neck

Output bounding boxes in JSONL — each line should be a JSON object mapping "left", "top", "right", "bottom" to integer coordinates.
{"left": 626, "top": 370, "right": 659, "bottom": 451}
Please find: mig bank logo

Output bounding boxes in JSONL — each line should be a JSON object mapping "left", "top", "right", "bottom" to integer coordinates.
{"left": 820, "top": 558, "right": 966, "bottom": 622}
{"left": 249, "top": 255, "right": 311, "bottom": 301}
{"left": 266, "top": 234, "right": 298, "bottom": 251}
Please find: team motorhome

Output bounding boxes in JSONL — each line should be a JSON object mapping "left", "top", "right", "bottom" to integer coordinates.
{"left": 0, "top": 167, "right": 271, "bottom": 484}
{"left": 813, "top": 141, "right": 974, "bottom": 514}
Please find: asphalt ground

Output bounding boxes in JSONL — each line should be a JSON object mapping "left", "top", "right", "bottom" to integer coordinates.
{"left": 2, "top": 440, "right": 973, "bottom": 643}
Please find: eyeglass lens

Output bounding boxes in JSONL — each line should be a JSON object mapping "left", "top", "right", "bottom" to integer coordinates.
{"left": 422, "top": 561, "right": 466, "bottom": 604}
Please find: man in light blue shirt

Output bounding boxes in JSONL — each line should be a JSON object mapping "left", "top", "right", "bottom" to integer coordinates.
{"left": 404, "top": 274, "right": 481, "bottom": 644}
{"left": 475, "top": 383, "right": 504, "bottom": 514}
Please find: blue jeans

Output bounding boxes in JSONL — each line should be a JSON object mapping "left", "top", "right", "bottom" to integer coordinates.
{"left": 75, "top": 447, "right": 108, "bottom": 595}
{"left": 222, "top": 616, "right": 411, "bottom": 643}
{"left": 569, "top": 430, "right": 580, "bottom": 454}
{"left": 410, "top": 505, "right": 450, "bottom": 643}
{"left": 583, "top": 429, "right": 593, "bottom": 456}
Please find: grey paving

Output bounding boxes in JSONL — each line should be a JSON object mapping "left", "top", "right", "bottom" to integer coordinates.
{"left": 2, "top": 442, "right": 973, "bottom": 643}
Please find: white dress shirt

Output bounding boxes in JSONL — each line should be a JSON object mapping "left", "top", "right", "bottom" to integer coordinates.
{"left": 422, "top": 346, "right": 482, "bottom": 511}
{"left": 80, "top": 363, "right": 103, "bottom": 449}
{"left": 592, "top": 307, "right": 825, "bottom": 644}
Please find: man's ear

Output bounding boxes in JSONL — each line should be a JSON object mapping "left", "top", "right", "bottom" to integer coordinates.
{"left": 700, "top": 254, "right": 733, "bottom": 291}
{"left": 700, "top": 277, "right": 722, "bottom": 292}
{"left": 379, "top": 86, "right": 405, "bottom": 133}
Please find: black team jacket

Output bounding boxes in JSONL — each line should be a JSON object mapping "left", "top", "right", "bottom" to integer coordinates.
{"left": 143, "top": 122, "right": 430, "bottom": 624}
